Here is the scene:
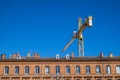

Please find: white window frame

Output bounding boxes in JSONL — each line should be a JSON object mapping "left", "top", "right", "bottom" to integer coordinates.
{"left": 66, "top": 66, "right": 70, "bottom": 74}
{"left": 56, "top": 66, "right": 60, "bottom": 75}
{"left": 76, "top": 66, "right": 80, "bottom": 74}
{"left": 15, "top": 66, "right": 19, "bottom": 75}
{"left": 86, "top": 66, "right": 90, "bottom": 74}
{"left": 35, "top": 66, "right": 40, "bottom": 74}
{"left": 106, "top": 66, "right": 111, "bottom": 74}
{"left": 4, "top": 66, "right": 9, "bottom": 75}
{"left": 116, "top": 65, "right": 120, "bottom": 74}
{"left": 96, "top": 66, "right": 101, "bottom": 74}
{"left": 25, "top": 66, "right": 29, "bottom": 74}
{"left": 45, "top": 66, "right": 50, "bottom": 74}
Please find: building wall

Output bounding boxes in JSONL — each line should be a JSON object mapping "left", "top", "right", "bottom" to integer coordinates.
{"left": 0, "top": 59, "right": 120, "bottom": 80}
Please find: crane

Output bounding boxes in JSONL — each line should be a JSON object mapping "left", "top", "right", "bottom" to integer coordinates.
{"left": 62, "top": 16, "right": 93, "bottom": 57}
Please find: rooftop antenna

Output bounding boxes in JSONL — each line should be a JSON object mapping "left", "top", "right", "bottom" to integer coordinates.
{"left": 62, "top": 16, "right": 93, "bottom": 57}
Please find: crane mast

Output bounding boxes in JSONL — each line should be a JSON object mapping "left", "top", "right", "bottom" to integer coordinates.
{"left": 78, "top": 18, "right": 84, "bottom": 57}
{"left": 62, "top": 16, "right": 93, "bottom": 57}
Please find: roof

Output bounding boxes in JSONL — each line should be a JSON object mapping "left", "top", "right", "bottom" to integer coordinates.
{"left": 0, "top": 57, "right": 120, "bottom": 62}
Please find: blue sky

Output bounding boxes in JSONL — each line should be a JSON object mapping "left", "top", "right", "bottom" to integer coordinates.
{"left": 0, "top": 0, "right": 120, "bottom": 58}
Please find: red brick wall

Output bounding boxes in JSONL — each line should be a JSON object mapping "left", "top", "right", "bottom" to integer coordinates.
{"left": 0, "top": 60, "right": 120, "bottom": 80}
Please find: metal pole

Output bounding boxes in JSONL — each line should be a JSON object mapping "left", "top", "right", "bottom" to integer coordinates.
{"left": 78, "top": 40, "right": 81, "bottom": 57}
{"left": 82, "top": 37, "right": 84, "bottom": 57}
{"left": 78, "top": 17, "right": 82, "bottom": 30}
{"left": 78, "top": 17, "right": 83, "bottom": 57}
{"left": 78, "top": 38, "right": 84, "bottom": 57}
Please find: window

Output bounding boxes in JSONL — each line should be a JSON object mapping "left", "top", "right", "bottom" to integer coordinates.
{"left": 96, "top": 66, "right": 101, "bottom": 74}
{"left": 66, "top": 66, "right": 70, "bottom": 74}
{"left": 25, "top": 66, "right": 29, "bottom": 74}
{"left": 66, "top": 79, "right": 71, "bottom": 80}
{"left": 97, "top": 79, "right": 102, "bottom": 80}
{"left": 86, "top": 79, "right": 91, "bottom": 80}
{"left": 45, "top": 66, "right": 50, "bottom": 74}
{"left": 76, "top": 66, "right": 80, "bottom": 74}
{"left": 15, "top": 66, "right": 19, "bottom": 74}
{"left": 56, "top": 66, "right": 60, "bottom": 75}
{"left": 86, "top": 66, "right": 90, "bottom": 74}
{"left": 4, "top": 66, "right": 9, "bottom": 75}
{"left": 35, "top": 66, "right": 40, "bottom": 74}
{"left": 116, "top": 66, "right": 120, "bottom": 74}
{"left": 106, "top": 66, "right": 111, "bottom": 74}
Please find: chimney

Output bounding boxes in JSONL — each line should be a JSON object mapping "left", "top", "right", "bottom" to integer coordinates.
{"left": 99, "top": 52, "right": 103, "bottom": 58}
{"left": 27, "top": 52, "right": 30, "bottom": 57}
{"left": 71, "top": 52, "right": 74, "bottom": 58}
{"left": 109, "top": 52, "right": 113, "bottom": 58}
{"left": 33, "top": 53, "right": 40, "bottom": 59}
{"left": 11, "top": 52, "right": 20, "bottom": 59}
{"left": 1, "top": 54, "right": 6, "bottom": 59}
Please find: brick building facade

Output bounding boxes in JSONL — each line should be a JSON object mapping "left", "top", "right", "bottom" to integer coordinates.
{"left": 0, "top": 53, "right": 120, "bottom": 80}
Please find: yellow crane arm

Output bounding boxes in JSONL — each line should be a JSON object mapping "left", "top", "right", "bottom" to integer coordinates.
{"left": 62, "top": 16, "right": 92, "bottom": 53}
{"left": 62, "top": 38, "right": 75, "bottom": 52}
{"left": 78, "top": 23, "right": 87, "bottom": 39}
{"left": 77, "top": 16, "right": 93, "bottom": 39}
